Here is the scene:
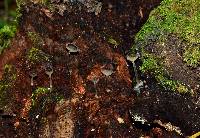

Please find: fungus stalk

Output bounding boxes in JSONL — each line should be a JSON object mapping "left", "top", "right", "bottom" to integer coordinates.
{"left": 45, "top": 63, "right": 53, "bottom": 91}
{"left": 134, "top": 81, "right": 144, "bottom": 94}
{"left": 126, "top": 53, "right": 140, "bottom": 83}
{"left": 47, "top": 70, "right": 53, "bottom": 89}
{"left": 132, "top": 62, "right": 139, "bottom": 84}
{"left": 29, "top": 71, "right": 37, "bottom": 86}
{"left": 30, "top": 76, "right": 34, "bottom": 86}
{"left": 92, "top": 77, "right": 99, "bottom": 98}
{"left": 126, "top": 53, "right": 144, "bottom": 94}
{"left": 66, "top": 43, "right": 80, "bottom": 74}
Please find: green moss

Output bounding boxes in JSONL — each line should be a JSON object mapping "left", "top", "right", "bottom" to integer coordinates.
{"left": 16, "top": 0, "right": 27, "bottom": 7}
{"left": 140, "top": 54, "right": 175, "bottom": 91}
{"left": 135, "top": 0, "right": 200, "bottom": 94}
{"left": 0, "top": 64, "right": 16, "bottom": 107}
{"left": 31, "top": 87, "right": 64, "bottom": 113}
{"left": 183, "top": 46, "right": 200, "bottom": 68}
{"left": 102, "top": 32, "right": 121, "bottom": 48}
{"left": 27, "top": 32, "right": 43, "bottom": 47}
{"left": 140, "top": 54, "right": 189, "bottom": 94}
{"left": 27, "top": 47, "right": 49, "bottom": 64}
{"left": 136, "top": 0, "right": 200, "bottom": 44}
{"left": 140, "top": 54, "right": 160, "bottom": 73}
{"left": 28, "top": 47, "right": 40, "bottom": 62}
{"left": 156, "top": 74, "right": 177, "bottom": 91}
{"left": 0, "top": 25, "right": 16, "bottom": 54}
{"left": 27, "top": 32, "right": 50, "bottom": 63}
{"left": 176, "top": 84, "right": 189, "bottom": 94}
{"left": 46, "top": 3, "right": 56, "bottom": 12}
{"left": 4, "top": 64, "right": 16, "bottom": 80}
{"left": 4, "top": 64, "right": 12, "bottom": 72}
{"left": 31, "top": 87, "right": 49, "bottom": 106}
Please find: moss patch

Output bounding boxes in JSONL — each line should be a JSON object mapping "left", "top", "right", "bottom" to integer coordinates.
{"left": 30, "top": 87, "right": 64, "bottom": 117}
{"left": 31, "top": 87, "right": 64, "bottom": 105}
{"left": 183, "top": 46, "right": 200, "bottom": 68}
{"left": 27, "top": 31, "right": 44, "bottom": 47}
{"left": 0, "top": 64, "right": 16, "bottom": 107}
{"left": 0, "top": 25, "right": 16, "bottom": 54}
{"left": 135, "top": 0, "right": 200, "bottom": 94}
{"left": 27, "top": 47, "right": 50, "bottom": 64}
{"left": 140, "top": 54, "right": 189, "bottom": 94}
{"left": 31, "top": 87, "right": 49, "bottom": 106}
{"left": 136, "top": 0, "right": 200, "bottom": 44}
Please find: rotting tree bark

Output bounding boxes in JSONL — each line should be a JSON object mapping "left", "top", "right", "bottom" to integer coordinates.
{"left": 0, "top": 1, "right": 137, "bottom": 137}
{"left": 0, "top": 1, "right": 159, "bottom": 137}
{"left": 0, "top": 0, "right": 199, "bottom": 137}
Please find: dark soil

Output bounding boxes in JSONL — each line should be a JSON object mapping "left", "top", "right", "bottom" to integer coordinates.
{"left": 0, "top": 0, "right": 199, "bottom": 137}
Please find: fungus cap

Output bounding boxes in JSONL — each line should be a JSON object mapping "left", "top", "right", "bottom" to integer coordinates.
{"left": 126, "top": 53, "right": 140, "bottom": 63}
{"left": 66, "top": 43, "right": 80, "bottom": 53}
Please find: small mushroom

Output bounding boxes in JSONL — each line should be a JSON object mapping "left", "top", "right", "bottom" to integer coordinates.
{"left": 29, "top": 70, "right": 37, "bottom": 86}
{"left": 66, "top": 43, "right": 80, "bottom": 54}
{"left": 101, "top": 69, "right": 114, "bottom": 77}
{"left": 126, "top": 52, "right": 140, "bottom": 83}
{"left": 44, "top": 63, "right": 53, "bottom": 90}
{"left": 126, "top": 52, "right": 140, "bottom": 63}
{"left": 101, "top": 63, "right": 115, "bottom": 77}
{"left": 68, "top": 68, "right": 72, "bottom": 75}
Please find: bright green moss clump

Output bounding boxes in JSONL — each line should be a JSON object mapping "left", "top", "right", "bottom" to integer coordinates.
{"left": 140, "top": 55, "right": 160, "bottom": 73}
{"left": 183, "top": 46, "right": 200, "bottom": 68}
{"left": 0, "top": 25, "right": 16, "bottom": 54}
{"left": 136, "top": 0, "right": 200, "bottom": 44}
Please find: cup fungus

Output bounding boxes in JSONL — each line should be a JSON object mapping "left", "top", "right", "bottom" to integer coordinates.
{"left": 126, "top": 52, "right": 140, "bottom": 83}
{"left": 66, "top": 43, "right": 80, "bottom": 54}
{"left": 101, "top": 63, "right": 115, "bottom": 77}
{"left": 126, "top": 52, "right": 140, "bottom": 63}
{"left": 101, "top": 69, "right": 114, "bottom": 76}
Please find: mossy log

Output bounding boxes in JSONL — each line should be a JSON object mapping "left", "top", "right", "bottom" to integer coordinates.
{"left": 0, "top": 0, "right": 199, "bottom": 137}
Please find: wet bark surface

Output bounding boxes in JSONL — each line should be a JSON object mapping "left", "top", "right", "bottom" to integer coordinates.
{"left": 0, "top": 0, "right": 199, "bottom": 137}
